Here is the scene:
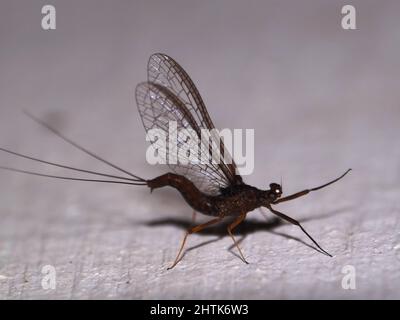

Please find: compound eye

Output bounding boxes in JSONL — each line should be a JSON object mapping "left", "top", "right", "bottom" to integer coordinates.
{"left": 269, "top": 183, "right": 281, "bottom": 195}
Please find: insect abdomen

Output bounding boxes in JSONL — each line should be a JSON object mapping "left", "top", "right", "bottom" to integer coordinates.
{"left": 147, "top": 173, "right": 217, "bottom": 215}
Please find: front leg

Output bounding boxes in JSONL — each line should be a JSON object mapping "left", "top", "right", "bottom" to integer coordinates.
{"left": 273, "top": 169, "right": 351, "bottom": 204}
{"left": 266, "top": 205, "right": 332, "bottom": 257}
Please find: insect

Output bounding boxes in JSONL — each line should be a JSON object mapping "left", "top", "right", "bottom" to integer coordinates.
{"left": 0, "top": 53, "right": 351, "bottom": 269}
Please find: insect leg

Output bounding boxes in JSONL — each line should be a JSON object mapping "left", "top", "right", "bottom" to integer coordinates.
{"left": 266, "top": 205, "right": 332, "bottom": 257}
{"left": 273, "top": 169, "right": 351, "bottom": 204}
{"left": 168, "top": 217, "right": 223, "bottom": 270}
{"left": 227, "top": 213, "right": 248, "bottom": 264}
{"left": 191, "top": 211, "right": 197, "bottom": 225}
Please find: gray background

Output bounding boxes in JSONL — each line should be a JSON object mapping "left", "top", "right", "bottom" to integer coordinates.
{"left": 0, "top": 0, "right": 399, "bottom": 299}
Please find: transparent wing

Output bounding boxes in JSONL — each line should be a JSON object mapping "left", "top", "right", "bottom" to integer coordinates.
{"left": 136, "top": 82, "right": 232, "bottom": 195}
{"left": 147, "top": 53, "right": 238, "bottom": 182}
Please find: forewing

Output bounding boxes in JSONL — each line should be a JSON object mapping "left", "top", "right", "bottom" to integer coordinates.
{"left": 136, "top": 82, "right": 231, "bottom": 195}
{"left": 147, "top": 53, "right": 238, "bottom": 182}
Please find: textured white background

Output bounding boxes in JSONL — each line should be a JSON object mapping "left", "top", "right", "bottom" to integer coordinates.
{"left": 0, "top": 0, "right": 399, "bottom": 299}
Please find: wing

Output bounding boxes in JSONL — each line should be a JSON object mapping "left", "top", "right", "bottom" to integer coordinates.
{"left": 136, "top": 81, "right": 233, "bottom": 195}
{"left": 147, "top": 53, "right": 239, "bottom": 182}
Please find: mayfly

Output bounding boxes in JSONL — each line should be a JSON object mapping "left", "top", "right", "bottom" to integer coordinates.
{"left": 0, "top": 53, "right": 351, "bottom": 269}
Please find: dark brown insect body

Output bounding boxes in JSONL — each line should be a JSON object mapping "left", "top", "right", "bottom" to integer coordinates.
{"left": 148, "top": 173, "right": 273, "bottom": 217}
{"left": 0, "top": 53, "right": 351, "bottom": 269}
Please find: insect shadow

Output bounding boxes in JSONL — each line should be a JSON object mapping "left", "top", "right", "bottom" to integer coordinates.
{"left": 144, "top": 206, "right": 352, "bottom": 261}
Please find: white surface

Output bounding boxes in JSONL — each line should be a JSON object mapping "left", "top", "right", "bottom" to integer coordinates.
{"left": 0, "top": 0, "right": 399, "bottom": 299}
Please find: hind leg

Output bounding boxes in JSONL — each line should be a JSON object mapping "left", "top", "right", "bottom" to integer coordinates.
{"left": 168, "top": 216, "right": 223, "bottom": 270}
